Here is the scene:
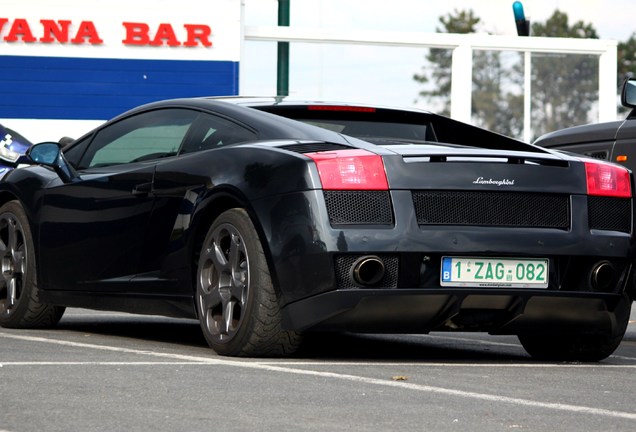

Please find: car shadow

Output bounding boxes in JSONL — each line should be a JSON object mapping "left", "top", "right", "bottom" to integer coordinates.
{"left": 56, "top": 312, "right": 208, "bottom": 348}
{"left": 54, "top": 310, "right": 530, "bottom": 362}
{"left": 295, "top": 332, "right": 528, "bottom": 361}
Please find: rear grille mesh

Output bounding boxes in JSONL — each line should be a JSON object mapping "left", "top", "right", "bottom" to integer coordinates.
{"left": 588, "top": 197, "right": 631, "bottom": 233}
{"left": 412, "top": 191, "right": 570, "bottom": 229}
{"left": 324, "top": 191, "right": 393, "bottom": 225}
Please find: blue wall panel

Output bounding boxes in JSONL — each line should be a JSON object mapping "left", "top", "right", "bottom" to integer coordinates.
{"left": 0, "top": 55, "right": 239, "bottom": 120}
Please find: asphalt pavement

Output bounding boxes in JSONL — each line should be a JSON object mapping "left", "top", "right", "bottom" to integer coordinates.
{"left": 1, "top": 306, "right": 635, "bottom": 432}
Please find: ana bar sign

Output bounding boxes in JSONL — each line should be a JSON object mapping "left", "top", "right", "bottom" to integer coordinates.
{"left": 0, "top": 18, "right": 213, "bottom": 47}
{"left": 0, "top": 0, "right": 242, "bottom": 124}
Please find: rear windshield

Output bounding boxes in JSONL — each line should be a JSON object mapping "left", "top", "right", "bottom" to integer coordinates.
{"left": 253, "top": 106, "right": 435, "bottom": 143}
{"left": 252, "top": 104, "right": 540, "bottom": 153}
{"left": 300, "top": 119, "right": 428, "bottom": 141}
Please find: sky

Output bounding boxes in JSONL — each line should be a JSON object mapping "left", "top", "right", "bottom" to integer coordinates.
{"left": 240, "top": 0, "right": 636, "bottom": 109}
{"left": 243, "top": 0, "right": 635, "bottom": 41}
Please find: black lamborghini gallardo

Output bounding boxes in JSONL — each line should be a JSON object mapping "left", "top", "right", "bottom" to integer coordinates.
{"left": 0, "top": 98, "right": 633, "bottom": 360}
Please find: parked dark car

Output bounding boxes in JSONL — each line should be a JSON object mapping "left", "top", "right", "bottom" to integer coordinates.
{"left": 0, "top": 98, "right": 634, "bottom": 360}
{"left": 0, "top": 123, "right": 32, "bottom": 172}
{"left": 535, "top": 77, "right": 636, "bottom": 172}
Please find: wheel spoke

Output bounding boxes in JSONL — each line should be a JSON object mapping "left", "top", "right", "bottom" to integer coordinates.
{"left": 211, "top": 239, "right": 230, "bottom": 273}
{"left": 221, "top": 299, "right": 237, "bottom": 335}
{"left": 0, "top": 216, "right": 10, "bottom": 256}
{"left": 199, "top": 285, "right": 222, "bottom": 312}
{"left": 13, "top": 249, "right": 25, "bottom": 275}
{"left": 228, "top": 233, "right": 248, "bottom": 301}
{"left": 7, "top": 277, "right": 16, "bottom": 308}
{"left": 7, "top": 217, "right": 18, "bottom": 253}
{"left": 228, "top": 232, "right": 242, "bottom": 269}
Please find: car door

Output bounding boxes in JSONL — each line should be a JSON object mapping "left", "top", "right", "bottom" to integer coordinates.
{"left": 141, "top": 112, "right": 259, "bottom": 295}
{"left": 38, "top": 108, "right": 200, "bottom": 293}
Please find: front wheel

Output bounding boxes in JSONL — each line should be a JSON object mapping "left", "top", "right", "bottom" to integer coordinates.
{"left": 0, "top": 201, "right": 65, "bottom": 328}
{"left": 195, "top": 208, "right": 301, "bottom": 356}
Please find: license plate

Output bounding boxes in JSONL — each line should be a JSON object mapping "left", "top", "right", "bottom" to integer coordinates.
{"left": 441, "top": 257, "right": 549, "bottom": 288}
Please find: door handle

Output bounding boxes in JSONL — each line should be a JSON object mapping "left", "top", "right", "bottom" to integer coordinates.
{"left": 132, "top": 182, "right": 153, "bottom": 196}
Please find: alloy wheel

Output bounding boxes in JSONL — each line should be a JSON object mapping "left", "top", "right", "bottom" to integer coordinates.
{"left": 198, "top": 222, "right": 250, "bottom": 342}
{"left": 0, "top": 212, "right": 27, "bottom": 317}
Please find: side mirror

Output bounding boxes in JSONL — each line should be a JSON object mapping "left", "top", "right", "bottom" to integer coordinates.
{"left": 621, "top": 77, "right": 636, "bottom": 108}
{"left": 27, "top": 142, "right": 77, "bottom": 183}
{"left": 28, "top": 142, "right": 62, "bottom": 165}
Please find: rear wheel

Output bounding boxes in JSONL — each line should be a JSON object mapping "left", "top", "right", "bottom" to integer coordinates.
{"left": 518, "top": 299, "right": 631, "bottom": 361}
{"left": 195, "top": 208, "right": 301, "bottom": 356}
{"left": 0, "top": 201, "right": 65, "bottom": 328}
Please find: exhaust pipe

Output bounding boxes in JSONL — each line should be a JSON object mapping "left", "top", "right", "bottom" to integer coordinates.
{"left": 351, "top": 255, "right": 385, "bottom": 287}
{"left": 590, "top": 261, "right": 616, "bottom": 291}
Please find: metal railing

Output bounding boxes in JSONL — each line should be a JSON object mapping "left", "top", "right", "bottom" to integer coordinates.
{"left": 243, "top": 26, "right": 617, "bottom": 142}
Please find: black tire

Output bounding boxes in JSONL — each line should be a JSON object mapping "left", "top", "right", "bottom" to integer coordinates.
{"left": 518, "top": 298, "right": 631, "bottom": 362}
{"left": 195, "top": 208, "right": 301, "bottom": 357}
{"left": 0, "top": 201, "right": 65, "bottom": 328}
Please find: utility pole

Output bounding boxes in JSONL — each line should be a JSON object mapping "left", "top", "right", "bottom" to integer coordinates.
{"left": 277, "top": 0, "right": 290, "bottom": 96}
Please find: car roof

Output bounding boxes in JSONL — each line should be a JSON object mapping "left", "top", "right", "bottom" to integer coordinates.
{"left": 96, "top": 96, "right": 544, "bottom": 155}
{"left": 534, "top": 120, "right": 625, "bottom": 147}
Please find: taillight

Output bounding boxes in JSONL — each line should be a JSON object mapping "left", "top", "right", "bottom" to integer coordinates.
{"left": 306, "top": 149, "right": 388, "bottom": 190}
{"left": 585, "top": 160, "right": 631, "bottom": 198}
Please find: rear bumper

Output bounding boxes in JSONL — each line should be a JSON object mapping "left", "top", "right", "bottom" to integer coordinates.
{"left": 254, "top": 189, "right": 635, "bottom": 335}
{"left": 254, "top": 190, "right": 636, "bottom": 305}
{"left": 282, "top": 288, "right": 632, "bottom": 337}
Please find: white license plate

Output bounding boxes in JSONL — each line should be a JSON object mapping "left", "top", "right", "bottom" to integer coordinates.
{"left": 441, "top": 257, "right": 549, "bottom": 288}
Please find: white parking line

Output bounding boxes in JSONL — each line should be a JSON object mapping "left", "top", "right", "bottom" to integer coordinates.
{"left": 0, "top": 361, "right": 206, "bottom": 366}
{"left": 2, "top": 332, "right": 636, "bottom": 421}
{"left": 2, "top": 361, "right": 636, "bottom": 369}
{"left": 258, "top": 361, "right": 636, "bottom": 368}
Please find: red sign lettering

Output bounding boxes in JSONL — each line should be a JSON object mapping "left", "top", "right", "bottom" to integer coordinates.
{"left": 40, "top": 19, "right": 71, "bottom": 43}
{"left": 123, "top": 22, "right": 212, "bottom": 47}
{"left": 184, "top": 24, "right": 212, "bottom": 47}
{"left": 122, "top": 22, "right": 150, "bottom": 45}
{"left": 4, "top": 18, "right": 36, "bottom": 42}
{"left": 151, "top": 23, "right": 180, "bottom": 46}
{"left": 0, "top": 18, "right": 212, "bottom": 48}
{"left": 70, "top": 21, "right": 103, "bottom": 44}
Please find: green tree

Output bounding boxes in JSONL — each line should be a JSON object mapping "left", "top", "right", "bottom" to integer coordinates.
{"left": 471, "top": 48, "right": 524, "bottom": 137}
{"left": 414, "top": 9, "right": 611, "bottom": 140}
{"left": 618, "top": 33, "right": 636, "bottom": 114}
{"left": 529, "top": 10, "right": 599, "bottom": 138}
{"left": 413, "top": 9, "right": 480, "bottom": 117}
{"left": 413, "top": 9, "right": 523, "bottom": 137}
{"left": 618, "top": 33, "right": 636, "bottom": 80}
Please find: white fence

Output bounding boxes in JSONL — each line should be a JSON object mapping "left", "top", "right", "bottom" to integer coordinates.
{"left": 243, "top": 26, "right": 618, "bottom": 142}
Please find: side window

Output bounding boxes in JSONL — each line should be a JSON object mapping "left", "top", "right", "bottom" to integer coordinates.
{"left": 63, "top": 135, "right": 93, "bottom": 168}
{"left": 78, "top": 109, "right": 199, "bottom": 169}
{"left": 181, "top": 113, "right": 257, "bottom": 154}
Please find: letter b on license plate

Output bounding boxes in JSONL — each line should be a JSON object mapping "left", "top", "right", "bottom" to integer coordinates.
{"left": 441, "top": 257, "right": 549, "bottom": 288}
